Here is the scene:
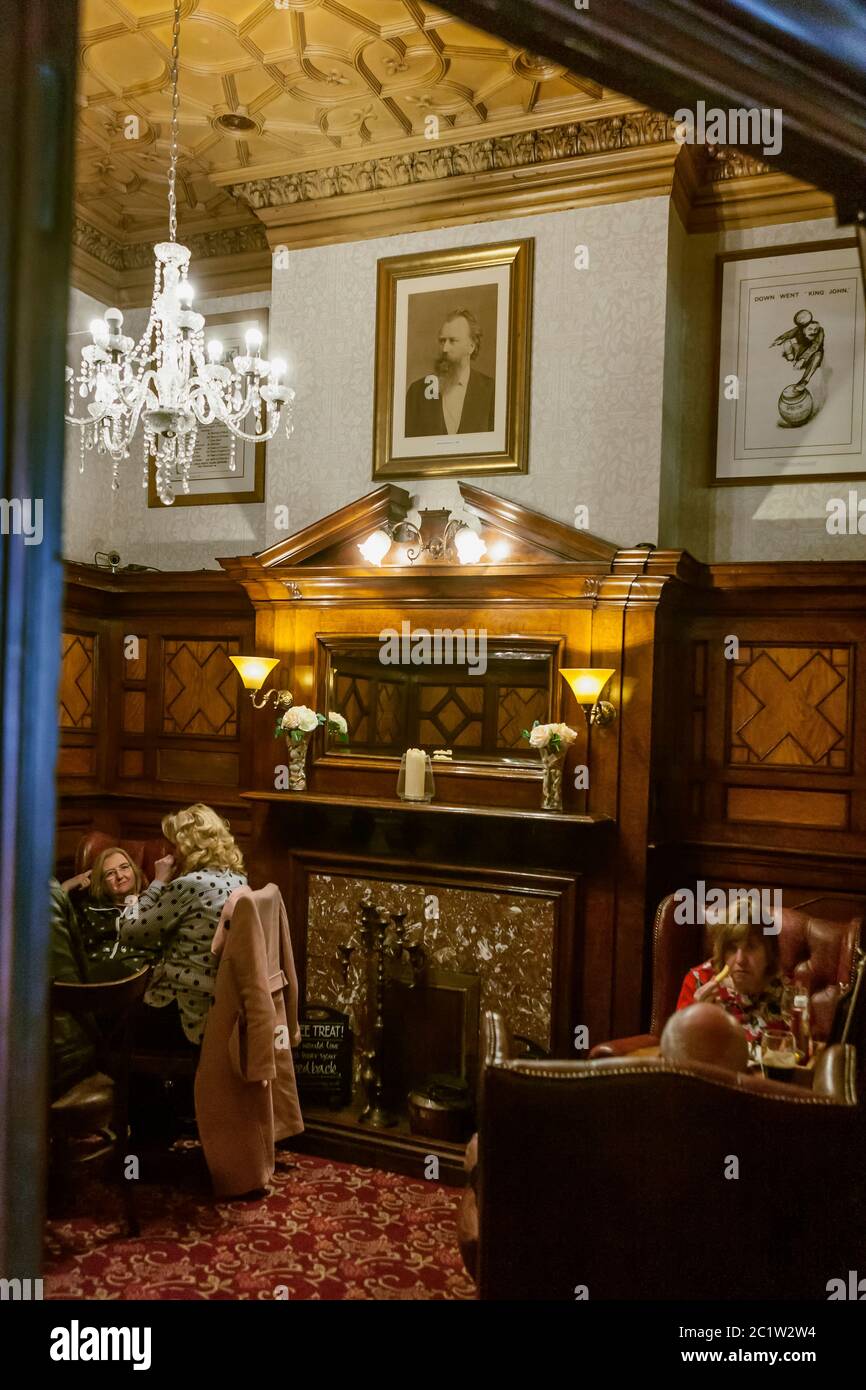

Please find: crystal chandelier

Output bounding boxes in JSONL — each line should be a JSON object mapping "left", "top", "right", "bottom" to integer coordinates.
{"left": 65, "top": 0, "right": 294, "bottom": 506}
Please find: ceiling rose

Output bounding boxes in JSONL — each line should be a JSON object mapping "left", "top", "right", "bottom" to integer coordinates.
{"left": 513, "top": 51, "right": 567, "bottom": 82}
{"left": 213, "top": 108, "right": 260, "bottom": 137}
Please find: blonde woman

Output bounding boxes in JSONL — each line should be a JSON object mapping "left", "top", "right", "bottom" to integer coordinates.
{"left": 120, "top": 803, "right": 247, "bottom": 1053}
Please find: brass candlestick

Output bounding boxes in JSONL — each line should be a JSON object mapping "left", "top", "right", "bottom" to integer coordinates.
{"left": 358, "top": 903, "right": 398, "bottom": 1128}
{"left": 387, "top": 910, "right": 426, "bottom": 987}
{"left": 334, "top": 900, "right": 427, "bottom": 1126}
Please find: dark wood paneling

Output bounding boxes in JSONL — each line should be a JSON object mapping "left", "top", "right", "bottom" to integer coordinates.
{"left": 58, "top": 568, "right": 256, "bottom": 877}
{"left": 157, "top": 748, "right": 240, "bottom": 785}
{"left": 651, "top": 564, "right": 866, "bottom": 962}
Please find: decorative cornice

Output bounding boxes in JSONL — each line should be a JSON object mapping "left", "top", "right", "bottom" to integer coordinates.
{"left": 704, "top": 146, "right": 773, "bottom": 181}
{"left": 671, "top": 142, "right": 834, "bottom": 233}
{"left": 227, "top": 111, "right": 676, "bottom": 211}
{"left": 72, "top": 215, "right": 124, "bottom": 273}
{"left": 71, "top": 216, "right": 268, "bottom": 273}
{"left": 118, "top": 223, "right": 268, "bottom": 269}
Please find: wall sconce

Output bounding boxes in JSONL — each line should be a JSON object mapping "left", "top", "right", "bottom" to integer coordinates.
{"left": 560, "top": 668, "right": 617, "bottom": 727}
{"left": 358, "top": 506, "right": 487, "bottom": 566}
{"left": 229, "top": 655, "right": 293, "bottom": 712}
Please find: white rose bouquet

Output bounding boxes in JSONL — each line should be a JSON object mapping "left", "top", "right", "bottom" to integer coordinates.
{"left": 522, "top": 719, "right": 578, "bottom": 753}
{"left": 276, "top": 705, "right": 349, "bottom": 743}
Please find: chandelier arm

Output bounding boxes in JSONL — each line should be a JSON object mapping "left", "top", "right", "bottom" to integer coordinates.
{"left": 65, "top": 407, "right": 104, "bottom": 428}
{"left": 220, "top": 420, "right": 282, "bottom": 445}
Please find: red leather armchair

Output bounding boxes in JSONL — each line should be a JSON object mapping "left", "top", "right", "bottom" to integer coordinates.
{"left": 590, "top": 893, "right": 864, "bottom": 1059}
{"left": 476, "top": 1012, "right": 866, "bottom": 1300}
{"left": 75, "top": 831, "right": 168, "bottom": 885}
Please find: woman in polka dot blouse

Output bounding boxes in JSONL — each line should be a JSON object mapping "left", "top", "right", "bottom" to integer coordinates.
{"left": 119, "top": 802, "right": 247, "bottom": 1049}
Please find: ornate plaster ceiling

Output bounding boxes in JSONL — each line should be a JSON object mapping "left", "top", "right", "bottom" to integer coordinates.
{"left": 72, "top": 0, "right": 832, "bottom": 304}
{"left": 76, "top": 0, "right": 627, "bottom": 245}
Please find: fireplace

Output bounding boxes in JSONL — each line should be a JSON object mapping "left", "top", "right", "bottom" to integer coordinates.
{"left": 307, "top": 871, "right": 558, "bottom": 1065}
{"left": 243, "top": 791, "right": 613, "bottom": 1173}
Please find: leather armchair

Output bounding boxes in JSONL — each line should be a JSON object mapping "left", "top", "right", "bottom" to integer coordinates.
{"left": 475, "top": 1011, "right": 865, "bottom": 1301}
{"left": 590, "top": 893, "right": 864, "bottom": 1058}
{"left": 75, "top": 831, "right": 169, "bottom": 885}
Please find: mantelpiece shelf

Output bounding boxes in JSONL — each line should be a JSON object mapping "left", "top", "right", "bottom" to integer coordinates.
{"left": 239, "top": 789, "right": 612, "bottom": 827}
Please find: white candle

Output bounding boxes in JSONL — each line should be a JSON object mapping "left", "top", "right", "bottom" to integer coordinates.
{"left": 404, "top": 747, "right": 426, "bottom": 799}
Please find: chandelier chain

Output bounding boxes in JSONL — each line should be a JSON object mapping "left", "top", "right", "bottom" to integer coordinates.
{"left": 168, "top": 0, "right": 180, "bottom": 243}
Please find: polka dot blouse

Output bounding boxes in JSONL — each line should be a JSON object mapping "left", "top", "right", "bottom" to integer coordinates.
{"left": 119, "top": 868, "right": 247, "bottom": 1044}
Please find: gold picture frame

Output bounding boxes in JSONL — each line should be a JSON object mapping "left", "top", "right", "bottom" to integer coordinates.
{"left": 147, "top": 308, "right": 268, "bottom": 507}
{"left": 372, "top": 238, "right": 534, "bottom": 480}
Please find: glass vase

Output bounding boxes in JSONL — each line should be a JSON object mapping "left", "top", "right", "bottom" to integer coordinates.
{"left": 286, "top": 733, "right": 311, "bottom": 791}
{"left": 539, "top": 748, "right": 565, "bottom": 812}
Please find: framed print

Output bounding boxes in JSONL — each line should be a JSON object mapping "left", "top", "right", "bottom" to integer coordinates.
{"left": 147, "top": 308, "right": 268, "bottom": 507}
{"left": 372, "top": 238, "right": 534, "bottom": 480}
{"left": 713, "top": 239, "right": 865, "bottom": 485}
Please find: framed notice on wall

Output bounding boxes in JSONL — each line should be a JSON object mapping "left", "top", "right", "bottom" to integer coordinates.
{"left": 713, "top": 239, "right": 865, "bottom": 485}
{"left": 147, "top": 308, "right": 268, "bottom": 507}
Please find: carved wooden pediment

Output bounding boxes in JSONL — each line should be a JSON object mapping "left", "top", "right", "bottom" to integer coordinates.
{"left": 221, "top": 483, "right": 617, "bottom": 575}
{"left": 218, "top": 484, "right": 700, "bottom": 606}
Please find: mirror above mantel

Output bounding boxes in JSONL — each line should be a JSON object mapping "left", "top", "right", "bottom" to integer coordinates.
{"left": 317, "top": 633, "right": 565, "bottom": 773}
{"left": 218, "top": 485, "right": 686, "bottom": 811}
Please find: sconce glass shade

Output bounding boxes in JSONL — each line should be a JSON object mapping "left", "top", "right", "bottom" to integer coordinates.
{"left": 229, "top": 655, "right": 279, "bottom": 691}
{"left": 358, "top": 529, "right": 393, "bottom": 566}
{"left": 454, "top": 526, "right": 487, "bottom": 564}
{"left": 559, "top": 668, "right": 616, "bottom": 705}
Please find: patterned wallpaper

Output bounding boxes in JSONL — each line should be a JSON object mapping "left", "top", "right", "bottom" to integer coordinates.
{"left": 62, "top": 208, "right": 859, "bottom": 569}
{"left": 62, "top": 199, "right": 671, "bottom": 568}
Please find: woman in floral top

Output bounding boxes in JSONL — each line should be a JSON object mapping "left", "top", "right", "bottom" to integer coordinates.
{"left": 677, "top": 911, "right": 786, "bottom": 1047}
{"left": 119, "top": 803, "right": 246, "bottom": 1049}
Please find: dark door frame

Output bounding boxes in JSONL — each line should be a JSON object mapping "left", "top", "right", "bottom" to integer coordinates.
{"left": 441, "top": 0, "right": 866, "bottom": 222}
{"left": 0, "top": 0, "right": 78, "bottom": 1277}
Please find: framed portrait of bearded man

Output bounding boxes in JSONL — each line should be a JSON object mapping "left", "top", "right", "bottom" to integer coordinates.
{"left": 372, "top": 238, "right": 534, "bottom": 480}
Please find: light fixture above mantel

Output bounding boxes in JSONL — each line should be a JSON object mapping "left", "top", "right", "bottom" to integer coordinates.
{"left": 358, "top": 504, "right": 487, "bottom": 566}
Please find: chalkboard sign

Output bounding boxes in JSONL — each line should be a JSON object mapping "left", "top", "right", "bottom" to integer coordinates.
{"left": 294, "top": 1003, "right": 353, "bottom": 1109}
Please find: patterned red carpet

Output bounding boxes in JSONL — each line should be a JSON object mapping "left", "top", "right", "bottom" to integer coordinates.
{"left": 44, "top": 1147, "right": 475, "bottom": 1300}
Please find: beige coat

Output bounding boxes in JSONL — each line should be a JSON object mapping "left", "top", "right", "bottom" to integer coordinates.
{"left": 195, "top": 883, "right": 304, "bottom": 1197}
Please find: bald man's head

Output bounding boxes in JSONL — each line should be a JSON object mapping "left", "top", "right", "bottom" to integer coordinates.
{"left": 660, "top": 1003, "right": 750, "bottom": 1074}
